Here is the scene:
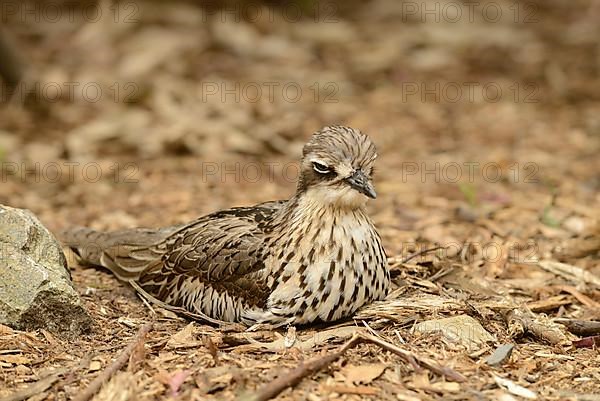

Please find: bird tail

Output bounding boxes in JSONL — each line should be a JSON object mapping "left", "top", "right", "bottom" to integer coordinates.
{"left": 59, "top": 226, "right": 177, "bottom": 281}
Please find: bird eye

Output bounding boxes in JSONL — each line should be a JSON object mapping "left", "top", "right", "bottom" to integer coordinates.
{"left": 312, "top": 162, "right": 331, "bottom": 174}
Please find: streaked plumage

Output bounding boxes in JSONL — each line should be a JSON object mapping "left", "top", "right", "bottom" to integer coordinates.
{"left": 62, "top": 126, "right": 390, "bottom": 326}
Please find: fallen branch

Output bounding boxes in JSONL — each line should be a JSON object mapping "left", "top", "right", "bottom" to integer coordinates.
{"left": 554, "top": 319, "right": 600, "bottom": 337}
{"left": 243, "top": 331, "right": 466, "bottom": 401}
{"left": 506, "top": 309, "right": 569, "bottom": 345}
{"left": 72, "top": 322, "right": 153, "bottom": 401}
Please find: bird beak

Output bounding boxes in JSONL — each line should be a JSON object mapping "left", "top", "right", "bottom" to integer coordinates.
{"left": 345, "top": 170, "right": 377, "bottom": 199}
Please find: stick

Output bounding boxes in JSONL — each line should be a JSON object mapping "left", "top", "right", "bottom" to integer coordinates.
{"left": 506, "top": 309, "right": 568, "bottom": 345}
{"left": 244, "top": 334, "right": 362, "bottom": 401}
{"left": 244, "top": 331, "right": 466, "bottom": 401}
{"left": 72, "top": 322, "right": 153, "bottom": 401}
{"left": 358, "top": 333, "right": 466, "bottom": 383}
{"left": 553, "top": 285, "right": 600, "bottom": 309}
{"left": 388, "top": 246, "right": 444, "bottom": 265}
{"left": 538, "top": 261, "right": 600, "bottom": 288}
{"left": 400, "top": 246, "right": 444, "bottom": 264}
{"left": 555, "top": 319, "right": 600, "bottom": 337}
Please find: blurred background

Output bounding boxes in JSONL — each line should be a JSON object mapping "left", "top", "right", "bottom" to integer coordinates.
{"left": 0, "top": 0, "right": 598, "bottom": 262}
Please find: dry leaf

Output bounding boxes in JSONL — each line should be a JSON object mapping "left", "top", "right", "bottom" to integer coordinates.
{"left": 538, "top": 261, "right": 600, "bottom": 288}
{"left": 166, "top": 322, "right": 198, "bottom": 349}
{"left": 117, "top": 317, "right": 138, "bottom": 328}
{"left": 341, "top": 363, "right": 386, "bottom": 385}
{"left": 322, "top": 385, "right": 379, "bottom": 395}
{"left": 195, "top": 365, "right": 237, "bottom": 394}
{"left": 95, "top": 371, "right": 140, "bottom": 401}
{"left": 429, "top": 382, "right": 461, "bottom": 393}
{"left": 396, "top": 391, "right": 423, "bottom": 401}
{"left": 414, "top": 314, "right": 494, "bottom": 350}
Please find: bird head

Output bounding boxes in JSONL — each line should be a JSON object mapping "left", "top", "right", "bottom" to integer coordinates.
{"left": 297, "top": 126, "right": 378, "bottom": 209}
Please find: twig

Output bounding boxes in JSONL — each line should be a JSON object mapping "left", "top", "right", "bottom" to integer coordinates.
{"left": 506, "top": 309, "right": 569, "bottom": 345}
{"left": 243, "top": 334, "right": 362, "bottom": 401}
{"left": 553, "top": 285, "right": 600, "bottom": 309}
{"left": 389, "top": 246, "right": 445, "bottom": 265}
{"left": 402, "top": 246, "right": 444, "bottom": 263}
{"left": 359, "top": 333, "right": 466, "bottom": 382}
{"left": 555, "top": 319, "right": 600, "bottom": 337}
{"left": 244, "top": 330, "right": 466, "bottom": 401}
{"left": 72, "top": 322, "right": 153, "bottom": 401}
{"left": 538, "top": 260, "right": 600, "bottom": 288}
{"left": 0, "top": 369, "right": 67, "bottom": 401}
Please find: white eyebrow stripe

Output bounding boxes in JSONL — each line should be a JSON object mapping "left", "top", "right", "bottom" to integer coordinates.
{"left": 309, "top": 158, "right": 329, "bottom": 167}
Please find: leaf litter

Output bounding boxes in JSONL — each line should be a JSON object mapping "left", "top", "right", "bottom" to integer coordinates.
{"left": 1, "top": 0, "right": 600, "bottom": 400}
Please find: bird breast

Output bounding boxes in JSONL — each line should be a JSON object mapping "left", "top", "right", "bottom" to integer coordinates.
{"left": 264, "top": 202, "right": 389, "bottom": 324}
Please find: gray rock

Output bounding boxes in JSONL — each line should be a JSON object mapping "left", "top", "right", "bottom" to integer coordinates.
{"left": 0, "top": 205, "right": 91, "bottom": 337}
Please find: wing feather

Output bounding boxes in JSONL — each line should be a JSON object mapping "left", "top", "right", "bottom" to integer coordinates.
{"left": 134, "top": 201, "right": 284, "bottom": 313}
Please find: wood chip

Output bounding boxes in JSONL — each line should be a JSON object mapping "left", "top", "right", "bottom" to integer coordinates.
{"left": 0, "top": 368, "right": 67, "bottom": 401}
{"left": 572, "top": 336, "right": 600, "bottom": 348}
{"left": 493, "top": 375, "right": 537, "bottom": 399}
{"left": 538, "top": 261, "right": 600, "bottom": 288}
{"left": 526, "top": 295, "right": 571, "bottom": 312}
{"left": 88, "top": 360, "right": 102, "bottom": 372}
{"left": 0, "top": 355, "right": 31, "bottom": 365}
{"left": 553, "top": 285, "right": 600, "bottom": 309}
{"left": 485, "top": 344, "right": 514, "bottom": 366}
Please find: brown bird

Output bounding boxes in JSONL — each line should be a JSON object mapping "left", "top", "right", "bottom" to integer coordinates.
{"left": 62, "top": 126, "right": 390, "bottom": 326}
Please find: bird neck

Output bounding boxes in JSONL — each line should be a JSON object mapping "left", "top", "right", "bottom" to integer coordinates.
{"left": 271, "top": 190, "right": 370, "bottom": 236}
